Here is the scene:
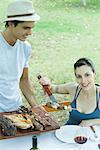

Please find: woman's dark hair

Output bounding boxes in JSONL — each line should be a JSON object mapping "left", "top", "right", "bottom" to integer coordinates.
{"left": 5, "top": 20, "right": 24, "bottom": 27}
{"left": 74, "top": 58, "right": 95, "bottom": 73}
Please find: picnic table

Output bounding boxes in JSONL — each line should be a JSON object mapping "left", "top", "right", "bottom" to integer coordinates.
{"left": 0, "top": 125, "right": 100, "bottom": 150}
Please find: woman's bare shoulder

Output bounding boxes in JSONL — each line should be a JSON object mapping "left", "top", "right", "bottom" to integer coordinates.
{"left": 64, "top": 83, "right": 78, "bottom": 93}
{"left": 64, "top": 83, "right": 79, "bottom": 102}
{"left": 67, "top": 83, "right": 78, "bottom": 89}
{"left": 97, "top": 85, "right": 100, "bottom": 108}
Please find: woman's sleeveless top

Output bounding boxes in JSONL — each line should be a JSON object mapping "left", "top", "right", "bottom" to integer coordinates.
{"left": 66, "top": 85, "right": 100, "bottom": 125}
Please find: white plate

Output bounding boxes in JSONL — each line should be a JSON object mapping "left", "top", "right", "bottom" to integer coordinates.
{"left": 55, "top": 125, "right": 81, "bottom": 143}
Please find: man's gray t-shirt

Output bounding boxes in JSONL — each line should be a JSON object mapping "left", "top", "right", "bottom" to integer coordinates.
{"left": 0, "top": 33, "right": 32, "bottom": 112}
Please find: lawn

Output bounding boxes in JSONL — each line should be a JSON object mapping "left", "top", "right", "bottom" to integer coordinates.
{"left": 29, "top": 0, "right": 100, "bottom": 102}
{"left": 0, "top": 0, "right": 100, "bottom": 107}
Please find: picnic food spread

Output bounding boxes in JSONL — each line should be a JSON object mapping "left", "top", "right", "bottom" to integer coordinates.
{"left": 0, "top": 106, "right": 60, "bottom": 139}
{"left": 4, "top": 114, "right": 34, "bottom": 129}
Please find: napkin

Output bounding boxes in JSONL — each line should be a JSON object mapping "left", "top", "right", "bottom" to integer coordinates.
{"left": 40, "top": 143, "right": 78, "bottom": 150}
{"left": 82, "top": 141, "right": 100, "bottom": 150}
{"left": 39, "top": 141, "right": 99, "bottom": 150}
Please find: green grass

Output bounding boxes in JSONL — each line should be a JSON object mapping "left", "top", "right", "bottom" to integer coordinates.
{"left": 0, "top": 0, "right": 100, "bottom": 105}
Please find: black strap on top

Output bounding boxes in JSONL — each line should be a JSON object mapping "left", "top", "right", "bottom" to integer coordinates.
{"left": 95, "top": 84, "right": 100, "bottom": 106}
{"left": 96, "top": 86, "right": 100, "bottom": 108}
{"left": 95, "top": 84, "right": 100, "bottom": 87}
{"left": 73, "top": 85, "right": 82, "bottom": 101}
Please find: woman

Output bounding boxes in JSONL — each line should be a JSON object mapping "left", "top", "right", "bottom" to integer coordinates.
{"left": 40, "top": 58, "right": 100, "bottom": 126}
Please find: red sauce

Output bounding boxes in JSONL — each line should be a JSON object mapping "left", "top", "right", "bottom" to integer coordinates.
{"left": 74, "top": 136, "right": 87, "bottom": 144}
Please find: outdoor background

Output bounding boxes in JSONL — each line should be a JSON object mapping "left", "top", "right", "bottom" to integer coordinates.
{"left": 0, "top": 0, "right": 100, "bottom": 123}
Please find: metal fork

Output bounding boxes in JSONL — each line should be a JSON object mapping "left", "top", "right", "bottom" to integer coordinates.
{"left": 90, "top": 126, "right": 98, "bottom": 138}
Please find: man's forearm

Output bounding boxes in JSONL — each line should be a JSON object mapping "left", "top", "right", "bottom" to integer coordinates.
{"left": 20, "top": 79, "right": 37, "bottom": 108}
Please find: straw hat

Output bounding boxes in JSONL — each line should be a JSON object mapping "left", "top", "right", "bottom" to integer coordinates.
{"left": 5, "top": 0, "right": 40, "bottom": 21}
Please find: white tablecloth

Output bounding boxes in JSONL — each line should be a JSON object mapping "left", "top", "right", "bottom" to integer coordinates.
{"left": 0, "top": 126, "right": 100, "bottom": 150}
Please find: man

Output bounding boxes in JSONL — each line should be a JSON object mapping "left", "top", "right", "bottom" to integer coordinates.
{"left": 0, "top": 0, "right": 40, "bottom": 112}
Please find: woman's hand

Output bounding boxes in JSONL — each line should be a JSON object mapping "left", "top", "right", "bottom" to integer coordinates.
{"left": 79, "top": 119, "right": 100, "bottom": 127}
{"left": 39, "top": 76, "right": 51, "bottom": 86}
{"left": 38, "top": 76, "right": 53, "bottom": 94}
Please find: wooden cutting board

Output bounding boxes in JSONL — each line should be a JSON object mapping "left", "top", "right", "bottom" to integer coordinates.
{"left": 0, "top": 107, "right": 60, "bottom": 140}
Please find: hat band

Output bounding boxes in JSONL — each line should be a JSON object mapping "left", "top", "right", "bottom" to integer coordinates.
{"left": 7, "top": 13, "right": 34, "bottom": 18}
